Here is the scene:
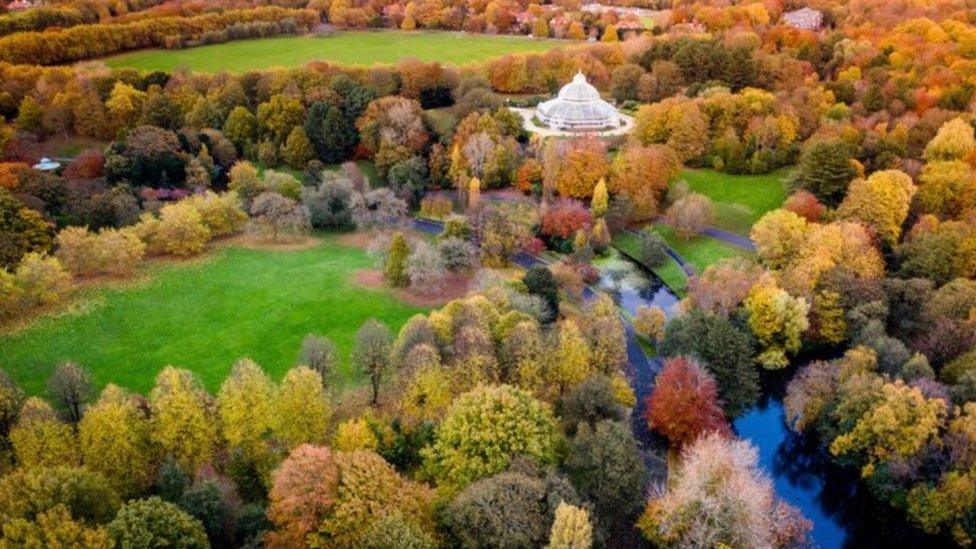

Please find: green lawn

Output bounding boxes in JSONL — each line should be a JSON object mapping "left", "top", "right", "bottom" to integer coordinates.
{"left": 0, "top": 236, "right": 426, "bottom": 395}
{"left": 677, "top": 167, "right": 792, "bottom": 235}
{"left": 653, "top": 224, "right": 752, "bottom": 274}
{"left": 105, "top": 31, "right": 569, "bottom": 73}
{"left": 611, "top": 231, "right": 688, "bottom": 295}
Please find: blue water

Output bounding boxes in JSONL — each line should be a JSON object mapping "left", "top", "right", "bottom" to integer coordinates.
{"left": 592, "top": 250, "right": 943, "bottom": 549}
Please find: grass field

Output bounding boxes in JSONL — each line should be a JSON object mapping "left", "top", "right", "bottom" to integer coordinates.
{"left": 612, "top": 231, "right": 688, "bottom": 295}
{"left": 0, "top": 236, "right": 425, "bottom": 395}
{"left": 652, "top": 224, "right": 752, "bottom": 274}
{"left": 678, "top": 167, "right": 792, "bottom": 235}
{"left": 105, "top": 31, "right": 569, "bottom": 73}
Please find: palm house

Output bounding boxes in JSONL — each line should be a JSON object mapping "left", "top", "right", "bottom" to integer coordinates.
{"left": 536, "top": 72, "right": 621, "bottom": 131}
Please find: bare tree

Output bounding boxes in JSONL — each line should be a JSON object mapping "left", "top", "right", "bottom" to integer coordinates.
{"left": 48, "top": 362, "right": 92, "bottom": 424}
{"left": 354, "top": 319, "right": 393, "bottom": 405}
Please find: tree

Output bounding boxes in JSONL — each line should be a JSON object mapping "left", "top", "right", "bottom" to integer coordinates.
{"left": 217, "top": 358, "right": 275, "bottom": 461}
{"left": 355, "top": 319, "right": 393, "bottom": 405}
{"left": 267, "top": 444, "right": 339, "bottom": 547}
{"left": 549, "top": 319, "right": 593, "bottom": 395}
{"left": 248, "top": 191, "right": 311, "bottom": 243}
{"left": 108, "top": 497, "right": 208, "bottom": 549}
{"left": 142, "top": 202, "right": 211, "bottom": 257}
{"left": 830, "top": 381, "right": 947, "bottom": 477}
{"left": 659, "top": 310, "right": 758, "bottom": 417}
{"left": 298, "top": 334, "right": 338, "bottom": 382}
{"left": 611, "top": 64, "right": 645, "bottom": 103}
{"left": 227, "top": 161, "right": 265, "bottom": 207}
{"left": 916, "top": 160, "right": 976, "bottom": 219}
{"left": 407, "top": 241, "right": 447, "bottom": 295}
{"left": 591, "top": 178, "right": 608, "bottom": 218}
{"left": 751, "top": 209, "right": 809, "bottom": 270}
{"left": 79, "top": 385, "right": 155, "bottom": 498}
{"left": 281, "top": 126, "right": 315, "bottom": 170}
{"left": 257, "top": 95, "right": 305, "bottom": 144}
{"left": 149, "top": 367, "right": 218, "bottom": 474}
{"left": 468, "top": 176, "right": 481, "bottom": 209}
{"left": 601, "top": 23, "right": 618, "bottom": 42}
{"left": 422, "top": 384, "right": 558, "bottom": 490}
{"left": 744, "top": 280, "right": 810, "bottom": 369}
{"left": 302, "top": 172, "right": 355, "bottom": 230}
{"left": 0, "top": 504, "right": 112, "bottom": 548}
{"left": 646, "top": 357, "right": 731, "bottom": 448}
{"left": 687, "top": 257, "right": 762, "bottom": 317}
{"left": 443, "top": 471, "right": 577, "bottom": 548}
{"left": 783, "top": 190, "right": 826, "bottom": 222}
{"left": 632, "top": 98, "right": 708, "bottom": 163}
{"left": 0, "top": 370, "right": 24, "bottom": 440}
{"left": 0, "top": 189, "right": 52, "bottom": 269}
{"left": 523, "top": 265, "right": 559, "bottom": 323}
{"left": 635, "top": 305, "right": 667, "bottom": 341}
{"left": 789, "top": 139, "right": 857, "bottom": 207}
{"left": 636, "top": 228, "right": 669, "bottom": 267}
{"left": 898, "top": 218, "right": 976, "bottom": 284}
{"left": 565, "top": 420, "right": 646, "bottom": 529}
{"left": 837, "top": 170, "right": 916, "bottom": 246}
{"left": 549, "top": 501, "right": 594, "bottom": 549}
{"left": 358, "top": 512, "right": 436, "bottom": 549}
{"left": 0, "top": 466, "right": 120, "bottom": 525}
{"left": 9, "top": 397, "right": 77, "bottom": 469}
{"left": 274, "top": 366, "right": 331, "bottom": 450}
{"left": 923, "top": 117, "right": 976, "bottom": 161}
{"left": 667, "top": 193, "right": 713, "bottom": 238}
{"left": 47, "top": 362, "right": 91, "bottom": 424}
{"left": 639, "top": 433, "right": 810, "bottom": 548}
{"left": 385, "top": 232, "right": 410, "bottom": 288}
{"left": 222, "top": 106, "right": 257, "bottom": 153}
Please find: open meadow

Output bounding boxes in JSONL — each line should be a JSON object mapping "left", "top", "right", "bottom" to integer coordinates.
{"left": 105, "top": 30, "right": 569, "bottom": 72}
{"left": 0, "top": 235, "right": 426, "bottom": 395}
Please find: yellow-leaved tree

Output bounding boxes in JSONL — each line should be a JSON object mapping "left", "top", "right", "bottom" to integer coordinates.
{"left": 149, "top": 367, "right": 218, "bottom": 474}
{"left": 79, "top": 385, "right": 155, "bottom": 498}
{"left": 217, "top": 358, "right": 275, "bottom": 461}
{"left": 744, "top": 280, "right": 810, "bottom": 369}
{"left": 837, "top": 169, "right": 916, "bottom": 246}
{"left": 8, "top": 397, "right": 78, "bottom": 469}
{"left": 273, "top": 366, "right": 332, "bottom": 450}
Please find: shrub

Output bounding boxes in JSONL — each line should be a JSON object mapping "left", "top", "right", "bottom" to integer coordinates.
{"left": 438, "top": 237, "right": 478, "bottom": 273}
{"left": 302, "top": 173, "right": 355, "bottom": 229}
{"left": 419, "top": 195, "right": 453, "bottom": 219}
{"left": 12, "top": 252, "right": 72, "bottom": 310}
{"left": 667, "top": 193, "right": 713, "bottom": 238}
{"left": 140, "top": 202, "right": 211, "bottom": 257}
{"left": 407, "top": 241, "right": 447, "bottom": 296}
{"left": 184, "top": 192, "right": 247, "bottom": 237}
{"left": 247, "top": 192, "right": 311, "bottom": 243}
{"left": 55, "top": 226, "right": 146, "bottom": 277}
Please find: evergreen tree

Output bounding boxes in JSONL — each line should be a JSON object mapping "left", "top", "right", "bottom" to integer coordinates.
{"left": 385, "top": 232, "right": 410, "bottom": 288}
{"left": 304, "top": 102, "right": 356, "bottom": 164}
{"left": 790, "top": 139, "right": 857, "bottom": 207}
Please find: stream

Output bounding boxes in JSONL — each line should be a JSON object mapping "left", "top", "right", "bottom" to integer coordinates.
{"left": 592, "top": 249, "right": 942, "bottom": 549}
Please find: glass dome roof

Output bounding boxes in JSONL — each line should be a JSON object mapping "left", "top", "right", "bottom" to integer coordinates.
{"left": 536, "top": 72, "right": 621, "bottom": 130}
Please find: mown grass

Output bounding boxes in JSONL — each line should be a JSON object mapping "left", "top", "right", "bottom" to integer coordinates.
{"left": 0, "top": 235, "right": 426, "bottom": 395}
{"left": 652, "top": 224, "right": 752, "bottom": 274}
{"left": 677, "top": 167, "right": 792, "bottom": 235}
{"left": 105, "top": 31, "right": 569, "bottom": 73}
{"left": 612, "top": 231, "right": 688, "bottom": 295}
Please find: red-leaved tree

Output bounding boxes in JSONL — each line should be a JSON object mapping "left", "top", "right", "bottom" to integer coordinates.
{"left": 645, "top": 356, "right": 731, "bottom": 448}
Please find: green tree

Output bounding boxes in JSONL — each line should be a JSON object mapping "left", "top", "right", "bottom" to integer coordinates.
{"left": 281, "top": 126, "right": 316, "bottom": 170}
{"left": 257, "top": 95, "right": 304, "bottom": 145}
{"left": 304, "top": 101, "right": 357, "bottom": 164}
{"left": 0, "top": 504, "right": 112, "bottom": 548}
{"left": 0, "top": 189, "right": 53, "bottom": 269}
{"left": 222, "top": 106, "right": 257, "bottom": 153}
{"left": 790, "top": 139, "right": 857, "bottom": 207}
{"left": 422, "top": 384, "right": 559, "bottom": 490}
{"left": 384, "top": 232, "right": 410, "bottom": 287}
{"left": 744, "top": 281, "right": 811, "bottom": 370}
{"left": 108, "top": 497, "right": 208, "bottom": 549}
{"left": 659, "top": 310, "right": 758, "bottom": 416}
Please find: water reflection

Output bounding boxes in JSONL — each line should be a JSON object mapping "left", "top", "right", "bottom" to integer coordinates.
{"left": 592, "top": 250, "right": 679, "bottom": 317}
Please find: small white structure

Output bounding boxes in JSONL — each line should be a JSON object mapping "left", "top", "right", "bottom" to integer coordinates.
{"left": 32, "top": 157, "right": 60, "bottom": 172}
{"left": 536, "top": 72, "right": 621, "bottom": 131}
{"left": 781, "top": 7, "right": 823, "bottom": 31}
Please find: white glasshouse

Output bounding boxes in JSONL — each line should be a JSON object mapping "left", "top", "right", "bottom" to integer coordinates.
{"left": 536, "top": 72, "right": 621, "bottom": 131}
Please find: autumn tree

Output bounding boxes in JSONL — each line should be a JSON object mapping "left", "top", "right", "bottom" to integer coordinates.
{"left": 79, "top": 385, "right": 155, "bottom": 498}
{"left": 385, "top": 232, "right": 410, "bottom": 287}
{"left": 0, "top": 466, "right": 120, "bottom": 526}
{"left": 108, "top": 497, "right": 208, "bottom": 549}
{"left": 217, "top": 358, "right": 275, "bottom": 466}
{"left": 9, "top": 397, "right": 78, "bottom": 468}
{"left": 0, "top": 189, "right": 52, "bottom": 269}
{"left": 667, "top": 193, "right": 714, "bottom": 238}
{"left": 267, "top": 444, "right": 339, "bottom": 547}
{"left": 646, "top": 357, "right": 731, "bottom": 448}
{"left": 639, "top": 433, "right": 810, "bottom": 547}
{"left": 273, "top": 366, "right": 331, "bottom": 449}
{"left": 281, "top": 126, "right": 315, "bottom": 170}
{"left": 222, "top": 106, "right": 257, "bottom": 153}
{"left": 744, "top": 280, "right": 810, "bottom": 369}
{"left": 0, "top": 504, "right": 112, "bottom": 547}
{"left": 632, "top": 97, "right": 708, "bottom": 163}
{"left": 355, "top": 319, "right": 393, "bottom": 405}
{"left": 549, "top": 501, "right": 594, "bottom": 549}
{"left": 247, "top": 191, "right": 311, "bottom": 243}
{"left": 837, "top": 170, "right": 916, "bottom": 246}
{"left": 149, "top": 367, "right": 218, "bottom": 474}
{"left": 257, "top": 95, "right": 305, "bottom": 145}
{"left": 422, "top": 384, "right": 558, "bottom": 490}
{"left": 591, "top": 178, "right": 608, "bottom": 218}
{"left": 46, "top": 361, "right": 91, "bottom": 424}
{"left": 659, "top": 310, "right": 758, "bottom": 417}
{"left": 923, "top": 117, "right": 976, "bottom": 162}
{"left": 751, "top": 209, "right": 809, "bottom": 269}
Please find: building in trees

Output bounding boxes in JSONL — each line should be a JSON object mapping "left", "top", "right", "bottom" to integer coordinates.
{"left": 536, "top": 72, "right": 623, "bottom": 131}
